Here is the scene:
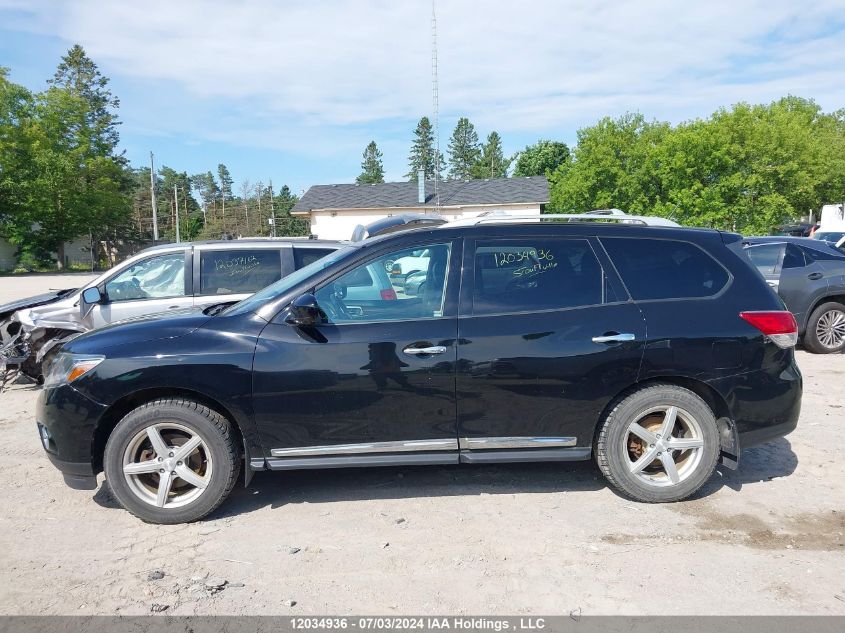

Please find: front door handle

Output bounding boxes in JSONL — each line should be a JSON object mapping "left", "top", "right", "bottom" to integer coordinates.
{"left": 808, "top": 272, "right": 823, "bottom": 280}
{"left": 592, "top": 332, "right": 635, "bottom": 344}
{"left": 403, "top": 345, "right": 448, "bottom": 355}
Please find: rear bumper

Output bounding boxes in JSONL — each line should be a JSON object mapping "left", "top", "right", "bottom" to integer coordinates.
{"left": 707, "top": 357, "right": 802, "bottom": 451}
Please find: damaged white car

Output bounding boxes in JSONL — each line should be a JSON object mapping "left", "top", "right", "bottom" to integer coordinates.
{"left": 0, "top": 238, "right": 340, "bottom": 390}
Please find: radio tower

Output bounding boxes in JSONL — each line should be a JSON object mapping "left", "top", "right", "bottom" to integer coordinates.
{"left": 431, "top": 0, "right": 441, "bottom": 211}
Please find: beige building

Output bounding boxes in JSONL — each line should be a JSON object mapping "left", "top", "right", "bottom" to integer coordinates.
{"left": 291, "top": 176, "right": 549, "bottom": 240}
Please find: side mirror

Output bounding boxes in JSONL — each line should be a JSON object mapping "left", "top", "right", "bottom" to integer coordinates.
{"left": 80, "top": 286, "right": 102, "bottom": 317}
{"left": 285, "top": 293, "right": 322, "bottom": 326}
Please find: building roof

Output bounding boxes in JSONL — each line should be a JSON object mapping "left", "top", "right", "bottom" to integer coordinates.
{"left": 291, "top": 176, "right": 549, "bottom": 213}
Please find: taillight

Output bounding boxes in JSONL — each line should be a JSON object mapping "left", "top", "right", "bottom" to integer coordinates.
{"left": 739, "top": 311, "right": 798, "bottom": 348}
{"left": 380, "top": 288, "right": 397, "bottom": 300}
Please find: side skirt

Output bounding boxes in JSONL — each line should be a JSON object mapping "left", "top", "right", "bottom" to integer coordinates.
{"left": 459, "top": 447, "right": 591, "bottom": 464}
{"left": 253, "top": 447, "right": 592, "bottom": 471}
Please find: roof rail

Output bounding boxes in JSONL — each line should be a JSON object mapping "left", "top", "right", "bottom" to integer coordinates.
{"left": 452, "top": 210, "right": 679, "bottom": 228}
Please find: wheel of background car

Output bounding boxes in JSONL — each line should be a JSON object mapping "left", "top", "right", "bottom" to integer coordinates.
{"left": 383, "top": 260, "right": 395, "bottom": 273}
{"left": 804, "top": 302, "right": 845, "bottom": 354}
{"left": 595, "top": 384, "right": 719, "bottom": 503}
{"left": 103, "top": 398, "right": 240, "bottom": 524}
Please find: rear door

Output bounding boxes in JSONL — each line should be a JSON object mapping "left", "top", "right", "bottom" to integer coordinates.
{"left": 456, "top": 233, "right": 646, "bottom": 460}
{"left": 775, "top": 244, "right": 828, "bottom": 330}
{"left": 193, "top": 246, "right": 290, "bottom": 310}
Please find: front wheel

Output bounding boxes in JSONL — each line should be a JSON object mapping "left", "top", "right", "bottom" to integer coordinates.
{"left": 804, "top": 302, "right": 845, "bottom": 354}
{"left": 103, "top": 399, "right": 240, "bottom": 524}
{"left": 595, "top": 384, "right": 719, "bottom": 503}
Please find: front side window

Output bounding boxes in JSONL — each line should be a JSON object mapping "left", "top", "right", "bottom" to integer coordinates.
{"left": 105, "top": 252, "right": 186, "bottom": 302}
{"left": 199, "top": 249, "right": 282, "bottom": 295}
{"left": 315, "top": 243, "right": 451, "bottom": 323}
{"left": 744, "top": 243, "right": 784, "bottom": 275}
{"left": 602, "top": 237, "right": 729, "bottom": 300}
{"left": 472, "top": 238, "right": 604, "bottom": 315}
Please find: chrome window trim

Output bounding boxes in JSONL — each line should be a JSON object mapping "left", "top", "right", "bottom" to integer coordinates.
{"left": 271, "top": 438, "right": 458, "bottom": 457}
{"left": 459, "top": 436, "right": 577, "bottom": 450}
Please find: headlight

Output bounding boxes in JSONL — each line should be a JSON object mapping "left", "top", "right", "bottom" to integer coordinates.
{"left": 42, "top": 352, "right": 104, "bottom": 389}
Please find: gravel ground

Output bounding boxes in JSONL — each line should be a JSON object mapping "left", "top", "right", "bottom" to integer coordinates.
{"left": 0, "top": 274, "right": 843, "bottom": 616}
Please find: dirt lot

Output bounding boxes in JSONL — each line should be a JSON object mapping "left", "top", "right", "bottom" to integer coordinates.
{"left": 0, "top": 274, "right": 843, "bottom": 616}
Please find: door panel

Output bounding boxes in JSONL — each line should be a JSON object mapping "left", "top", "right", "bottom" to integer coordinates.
{"left": 252, "top": 239, "right": 461, "bottom": 458}
{"left": 457, "top": 304, "right": 646, "bottom": 447}
{"left": 456, "top": 235, "right": 646, "bottom": 450}
{"left": 777, "top": 247, "right": 827, "bottom": 329}
{"left": 253, "top": 319, "right": 458, "bottom": 453}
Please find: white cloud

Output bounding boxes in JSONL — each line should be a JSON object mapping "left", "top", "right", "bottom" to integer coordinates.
{"left": 3, "top": 0, "right": 845, "bottom": 172}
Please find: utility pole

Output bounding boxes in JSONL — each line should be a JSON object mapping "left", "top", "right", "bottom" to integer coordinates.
{"left": 268, "top": 179, "right": 277, "bottom": 238}
{"left": 149, "top": 152, "right": 159, "bottom": 241}
{"left": 174, "top": 185, "right": 181, "bottom": 243}
{"left": 431, "top": 0, "right": 441, "bottom": 211}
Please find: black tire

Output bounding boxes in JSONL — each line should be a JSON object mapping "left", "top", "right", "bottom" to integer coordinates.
{"left": 103, "top": 398, "right": 240, "bottom": 524}
{"left": 803, "top": 301, "right": 845, "bottom": 354}
{"left": 595, "top": 384, "right": 720, "bottom": 503}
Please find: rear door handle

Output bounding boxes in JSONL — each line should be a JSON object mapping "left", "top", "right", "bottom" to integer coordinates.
{"left": 592, "top": 332, "right": 635, "bottom": 344}
{"left": 403, "top": 345, "right": 448, "bottom": 355}
{"left": 808, "top": 272, "right": 823, "bottom": 280}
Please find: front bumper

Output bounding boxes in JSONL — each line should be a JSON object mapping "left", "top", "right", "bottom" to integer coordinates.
{"left": 36, "top": 383, "right": 107, "bottom": 490}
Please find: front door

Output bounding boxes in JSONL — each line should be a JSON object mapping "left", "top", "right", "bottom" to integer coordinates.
{"left": 456, "top": 235, "right": 646, "bottom": 462}
{"left": 252, "top": 240, "right": 461, "bottom": 466}
{"left": 92, "top": 250, "right": 192, "bottom": 328}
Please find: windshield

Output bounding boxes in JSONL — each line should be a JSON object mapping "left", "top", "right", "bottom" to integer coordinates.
{"left": 814, "top": 231, "right": 845, "bottom": 243}
{"left": 222, "top": 246, "right": 357, "bottom": 317}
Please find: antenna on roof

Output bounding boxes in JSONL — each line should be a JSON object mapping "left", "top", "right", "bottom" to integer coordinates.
{"left": 431, "top": 0, "right": 441, "bottom": 212}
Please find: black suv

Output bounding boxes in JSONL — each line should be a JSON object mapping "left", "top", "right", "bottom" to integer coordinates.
{"left": 37, "top": 217, "right": 802, "bottom": 523}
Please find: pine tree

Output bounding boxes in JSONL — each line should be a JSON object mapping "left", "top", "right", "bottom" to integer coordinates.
{"left": 406, "top": 116, "right": 443, "bottom": 180}
{"left": 217, "top": 163, "right": 233, "bottom": 200}
{"left": 357, "top": 141, "right": 385, "bottom": 184}
{"left": 447, "top": 117, "right": 480, "bottom": 180}
{"left": 472, "top": 131, "right": 510, "bottom": 179}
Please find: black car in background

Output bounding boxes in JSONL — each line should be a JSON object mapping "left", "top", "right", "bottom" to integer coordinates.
{"left": 743, "top": 236, "right": 845, "bottom": 353}
{"left": 37, "top": 216, "right": 802, "bottom": 523}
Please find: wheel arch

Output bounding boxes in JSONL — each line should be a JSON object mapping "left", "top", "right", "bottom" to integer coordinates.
{"left": 804, "top": 293, "right": 845, "bottom": 332}
{"left": 92, "top": 387, "right": 251, "bottom": 480}
{"left": 593, "top": 375, "right": 738, "bottom": 467}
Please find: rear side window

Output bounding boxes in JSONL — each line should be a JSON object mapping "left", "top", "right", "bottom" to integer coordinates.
{"left": 602, "top": 238, "right": 729, "bottom": 300}
{"left": 472, "top": 238, "right": 604, "bottom": 315}
{"left": 294, "top": 247, "right": 336, "bottom": 269}
{"left": 199, "top": 249, "right": 282, "bottom": 295}
{"left": 745, "top": 243, "right": 784, "bottom": 275}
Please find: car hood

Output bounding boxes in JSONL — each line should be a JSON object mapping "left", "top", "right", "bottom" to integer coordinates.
{"left": 0, "top": 288, "right": 77, "bottom": 317}
{"left": 64, "top": 310, "right": 213, "bottom": 355}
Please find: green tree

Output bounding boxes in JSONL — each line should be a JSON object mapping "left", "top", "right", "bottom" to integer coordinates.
{"left": 406, "top": 116, "right": 443, "bottom": 180}
{"left": 356, "top": 141, "right": 385, "bottom": 184}
{"left": 217, "top": 163, "right": 233, "bottom": 200}
{"left": 447, "top": 117, "right": 480, "bottom": 179}
{"left": 512, "top": 140, "right": 570, "bottom": 177}
{"left": 472, "top": 131, "right": 510, "bottom": 178}
{"left": 3, "top": 47, "right": 132, "bottom": 268}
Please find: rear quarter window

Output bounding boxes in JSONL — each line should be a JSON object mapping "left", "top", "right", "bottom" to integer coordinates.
{"left": 199, "top": 249, "right": 283, "bottom": 295}
{"left": 601, "top": 237, "right": 729, "bottom": 300}
{"left": 294, "top": 247, "right": 337, "bottom": 269}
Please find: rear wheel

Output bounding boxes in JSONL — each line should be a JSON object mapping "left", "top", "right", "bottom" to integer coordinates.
{"left": 103, "top": 399, "right": 240, "bottom": 524}
{"left": 596, "top": 384, "right": 719, "bottom": 503}
{"left": 804, "top": 302, "right": 845, "bottom": 354}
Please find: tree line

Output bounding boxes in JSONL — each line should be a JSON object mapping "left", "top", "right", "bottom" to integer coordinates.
{"left": 3, "top": 45, "right": 845, "bottom": 271}
{"left": 357, "top": 98, "right": 845, "bottom": 235}
{"left": 0, "top": 45, "right": 305, "bottom": 271}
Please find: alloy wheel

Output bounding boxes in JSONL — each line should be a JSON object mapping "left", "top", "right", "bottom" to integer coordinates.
{"left": 815, "top": 309, "right": 845, "bottom": 350}
{"left": 122, "top": 422, "right": 213, "bottom": 508}
{"left": 623, "top": 405, "right": 705, "bottom": 488}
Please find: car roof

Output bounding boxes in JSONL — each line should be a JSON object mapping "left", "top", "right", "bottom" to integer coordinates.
{"left": 743, "top": 235, "right": 845, "bottom": 255}
{"left": 137, "top": 237, "right": 344, "bottom": 255}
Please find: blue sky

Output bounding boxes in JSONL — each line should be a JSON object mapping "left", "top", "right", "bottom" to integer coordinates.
{"left": 2, "top": 0, "right": 845, "bottom": 196}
